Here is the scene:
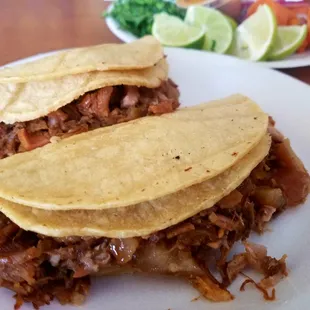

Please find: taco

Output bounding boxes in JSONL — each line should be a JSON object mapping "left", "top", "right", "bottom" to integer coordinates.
{"left": 0, "top": 94, "right": 308, "bottom": 309}
{"left": 0, "top": 38, "right": 308, "bottom": 308}
{"left": 0, "top": 56, "right": 183, "bottom": 158}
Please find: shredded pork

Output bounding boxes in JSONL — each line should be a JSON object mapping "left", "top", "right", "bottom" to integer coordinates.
{"left": 0, "top": 80, "right": 180, "bottom": 159}
{"left": 0, "top": 112, "right": 308, "bottom": 308}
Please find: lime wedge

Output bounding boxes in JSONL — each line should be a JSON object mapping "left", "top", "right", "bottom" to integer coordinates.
{"left": 231, "top": 4, "right": 277, "bottom": 61}
{"left": 268, "top": 25, "right": 308, "bottom": 60}
{"left": 185, "top": 6, "right": 233, "bottom": 54}
{"left": 152, "top": 13, "right": 206, "bottom": 49}
{"left": 225, "top": 15, "right": 238, "bottom": 30}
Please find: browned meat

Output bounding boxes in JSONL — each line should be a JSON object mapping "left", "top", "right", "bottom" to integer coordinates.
{"left": 218, "top": 190, "right": 243, "bottom": 209}
{"left": 26, "top": 119, "right": 48, "bottom": 133}
{"left": 226, "top": 253, "right": 248, "bottom": 282}
{"left": 0, "top": 80, "right": 180, "bottom": 159}
{"left": 139, "top": 78, "right": 180, "bottom": 107}
{"left": 121, "top": 86, "right": 140, "bottom": 108}
{"left": 0, "top": 222, "right": 19, "bottom": 246}
{"left": 273, "top": 139, "right": 310, "bottom": 206}
{"left": 240, "top": 277, "right": 276, "bottom": 301}
{"left": 268, "top": 126, "right": 284, "bottom": 143}
{"left": 268, "top": 117, "right": 284, "bottom": 143}
{"left": 259, "top": 205, "right": 277, "bottom": 223}
{"left": 109, "top": 238, "right": 140, "bottom": 265}
{"left": 191, "top": 275, "right": 234, "bottom": 302}
{"left": 235, "top": 242, "right": 287, "bottom": 300}
{"left": 148, "top": 100, "right": 177, "bottom": 115}
{"left": 77, "top": 86, "right": 113, "bottom": 119}
{"left": 208, "top": 212, "right": 238, "bottom": 231}
{"left": 47, "top": 110, "right": 68, "bottom": 130}
{"left": 166, "top": 223, "right": 195, "bottom": 239}
{"left": 0, "top": 116, "right": 307, "bottom": 308}
{"left": 17, "top": 129, "right": 51, "bottom": 151}
{"left": 253, "top": 187, "right": 286, "bottom": 209}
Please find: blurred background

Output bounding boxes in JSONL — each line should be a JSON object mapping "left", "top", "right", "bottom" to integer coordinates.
{"left": 0, "top": 0, "right": 119, "bottom": 66}
{"left": 0, "top": 0, "right": 309, "bottom": 83}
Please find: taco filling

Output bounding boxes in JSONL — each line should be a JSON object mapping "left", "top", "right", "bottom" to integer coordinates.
{"left": 0, "top": 37, "right": 308, "bottom": 310}
{"left": 0, "top": 79, "right": 179, "bottom": 159}
{"left": 0, "top": 121, "right": 308, "bottom": 309}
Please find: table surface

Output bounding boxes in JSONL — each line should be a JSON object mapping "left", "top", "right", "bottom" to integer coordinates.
{"left": 0, "top": 0, "right": 309, "bottom": 84}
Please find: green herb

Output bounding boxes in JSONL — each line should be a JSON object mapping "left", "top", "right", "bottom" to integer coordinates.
{"left": 210, "top": 40, "right": 217, "bottom": 52}
{"left": 103, "top": 0, "right": 186, "bottom": 38}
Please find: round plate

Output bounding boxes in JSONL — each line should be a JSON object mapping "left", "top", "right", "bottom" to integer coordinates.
{"left": 106, "top": 14, "right": 310, "bottom": 69}
{"left": 1, "top": 48, "right": 310, "bottom": 310}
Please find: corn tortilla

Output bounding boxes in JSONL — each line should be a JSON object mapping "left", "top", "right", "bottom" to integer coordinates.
{"left": 0, "top": 95, "right": 268, "bottom": 210}
{"left": 0, "top": 58, "right": 168, "bottom": 124}
{"left": 0, "top": 36, "right": 163, "bottom": 83}
{"left": 0, "top": 135, "right": 271, "bottom": 238}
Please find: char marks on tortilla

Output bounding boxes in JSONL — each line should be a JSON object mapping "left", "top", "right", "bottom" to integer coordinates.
{"left": 0, "top": 95, "right": 268, "bottom": 210}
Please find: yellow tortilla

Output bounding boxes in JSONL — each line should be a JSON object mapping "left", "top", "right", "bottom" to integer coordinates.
{"left": 0, "top": 95, "right": 268, "bottom": 210}
{"left": 0, "top": 36, "right": 163, "bottom": 83}
{"left": 0, "top": 58, "right": 168, "bottom": 124}
{"left": 0, "top": 135, "right": 271, "bottom": 238}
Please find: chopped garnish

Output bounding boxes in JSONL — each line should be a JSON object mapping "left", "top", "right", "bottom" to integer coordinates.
{"left": 104, "top": 0, "right": 186, "bottom": 38}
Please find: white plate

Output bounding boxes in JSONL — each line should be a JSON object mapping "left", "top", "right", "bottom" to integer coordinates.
{"left": 1, "top": 48, "right": 310, "bottom": 310}
{"left": 106, "top": 14, "right": 310, "bottom": 69}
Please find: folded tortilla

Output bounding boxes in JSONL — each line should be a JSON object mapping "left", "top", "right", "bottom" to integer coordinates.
{"left": 0, "top": 95, "right": 268, "bottom": 210}
{"left": 0, "top": 135, "right": 270, "bottom": 237}
{"left": 0, "top": 58, "right": 168, "bottom": 124}
{"left": 0, "top": 36, "right": 163, "bottom": 83}
{"left": 0, "top": 94, "right": 308, "bottom": 308}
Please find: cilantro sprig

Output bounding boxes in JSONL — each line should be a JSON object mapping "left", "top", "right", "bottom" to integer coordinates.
{"left": 104, "top": 0, "right": 186, "bottom": 38}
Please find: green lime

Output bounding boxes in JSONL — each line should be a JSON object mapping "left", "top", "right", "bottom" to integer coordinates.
{"left": 231, "top": 4, "right": 277, "bottom": 61}
{"left": 152, "top": 13, "right": 206, "bottom": 49}
{"left": 225, "top": 15, "right": 238, "bottom": 30}
{"left": 185, "top": 6, "right": 233, "bottom": 54}
{"left": 268, "top": 25, "right": 308, "bottom": 60}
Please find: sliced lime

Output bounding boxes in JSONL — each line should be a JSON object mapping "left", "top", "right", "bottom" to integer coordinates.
{"left": 152, "top": 13, "right": 206, "bottom": 49}
{"left": 185, "top": 6, "right": 233, "bottom": 54}
{"left": 225, "top": 15, "right": 238, "bottom": 30}
{"left": 231, "top": 4, "right": 277, "bottom": 61}
{"left": 268, "top": 25, "right": 308, "bottom": 60}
